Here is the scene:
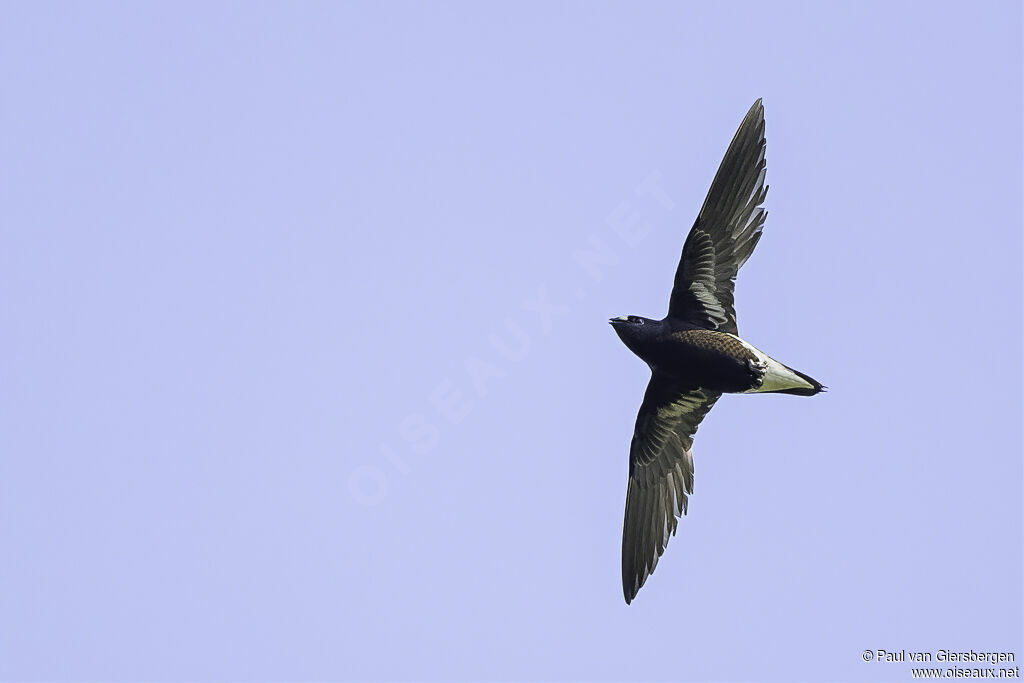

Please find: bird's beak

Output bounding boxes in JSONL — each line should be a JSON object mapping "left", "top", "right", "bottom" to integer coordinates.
{"left": 609, "top": 316, "right": 629, "bottom": 325}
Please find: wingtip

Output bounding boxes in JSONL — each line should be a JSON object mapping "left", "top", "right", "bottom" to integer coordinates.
{"left": 744, "top": 98, "right": 765, "bottom": 124}
{"left": 622, "top": 570, "right": 641, "bottom": 605}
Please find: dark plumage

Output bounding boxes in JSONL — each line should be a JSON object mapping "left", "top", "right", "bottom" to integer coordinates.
{"left": 610, "top": 99, "right": 825, "bottom": 604}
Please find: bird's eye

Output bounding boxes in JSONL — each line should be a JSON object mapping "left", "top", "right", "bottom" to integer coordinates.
{"left": 631, "top": 317, "right": 644, "bottom": 325}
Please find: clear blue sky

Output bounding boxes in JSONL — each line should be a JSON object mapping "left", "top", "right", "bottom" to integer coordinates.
{"left": 1, "top": 2, "right": 1020, "bottom": 681}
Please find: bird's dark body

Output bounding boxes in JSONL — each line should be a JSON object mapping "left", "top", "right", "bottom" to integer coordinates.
{"left": 613, "top": 320, "right": 759, "bottom": 392}
{"left": 608, "top": 99, "right": 826, "bottom": 604}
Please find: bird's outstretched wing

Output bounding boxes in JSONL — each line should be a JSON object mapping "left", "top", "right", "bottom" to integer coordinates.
{"left": 668, "top": 99, "right": 768, "bottom": 335}
{"left": 622, "top": 375, "right": 721, "bottom": 603}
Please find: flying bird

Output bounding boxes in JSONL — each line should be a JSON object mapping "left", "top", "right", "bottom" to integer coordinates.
{"left": 610, "top": 99, "right": 824, "bottom": 604}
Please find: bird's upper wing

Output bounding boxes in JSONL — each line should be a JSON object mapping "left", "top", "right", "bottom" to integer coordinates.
{"left": 622, "top": 375, "right": 721, "bottom": 603}
{"left": 667, "top": 99, "right": 768, "bottom": 335}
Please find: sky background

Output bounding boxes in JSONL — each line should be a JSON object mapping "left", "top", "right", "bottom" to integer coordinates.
{"left": 1, "top": 2, "right": 1021, "bottom": 681}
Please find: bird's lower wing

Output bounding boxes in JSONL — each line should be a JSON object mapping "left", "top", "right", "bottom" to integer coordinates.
{"left": 622, "top": 377, "right": 721, "bottom": 604}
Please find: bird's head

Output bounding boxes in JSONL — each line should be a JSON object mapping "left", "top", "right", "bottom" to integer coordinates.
{"left": 609, "top": 315, "right": 660, "bottom": 353}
